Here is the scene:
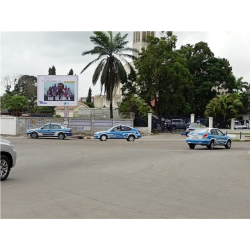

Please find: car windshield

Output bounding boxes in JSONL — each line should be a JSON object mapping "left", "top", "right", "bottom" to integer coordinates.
{"left": 193, "top": 128, "right": 208, "bottom": 133}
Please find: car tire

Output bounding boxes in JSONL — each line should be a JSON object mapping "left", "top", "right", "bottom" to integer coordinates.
{"left": 58, "top": 133, "right": 65, "bottom": 140}
{"left": 31, "top": 132, "right": 38, "bottom": 139}
{"left": 100, "top": 135, "right": 107, "bottom": 141}
{"left": 225, "top": 140, "right": 231, "bottom": 149}
{"left": 1, "top": 155, "right": 11, "bottom": 181}
{"left": 209, "top": 140, "right": 215, "bottom": 150}
{"left": 127, "top": 135, "right": 135, "bottom": 142}
{"left": 189, "top": 144, "right": 195, "bottom": 149}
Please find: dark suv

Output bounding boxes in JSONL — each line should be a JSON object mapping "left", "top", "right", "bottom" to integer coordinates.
{"left": 171, "top": 119, "right": 187, "bottom": 130}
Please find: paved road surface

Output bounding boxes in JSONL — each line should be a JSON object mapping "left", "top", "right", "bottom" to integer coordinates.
{"left": 1, "top": 135, "right": 250, "bottom": 218}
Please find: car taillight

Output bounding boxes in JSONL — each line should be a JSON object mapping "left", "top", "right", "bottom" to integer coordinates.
{"left": 69, "top": 129, "right": 72, "bottom": 132}
{"left": 138, "top": 130, "right": 141, "bottom": 133}
{"left": 186, "top": 133, "right": 189, "bottom": 137}
{"left": 203, "top": 133, "right": 208, "bottom": 138}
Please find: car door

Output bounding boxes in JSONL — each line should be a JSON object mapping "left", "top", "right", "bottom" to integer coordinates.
{"left": 121, "top": 126, "right": 132, "bottom": 138}
{"left": 217, "top": 129, "right": 227, "bottom": 145}
{"left": 39, "top": 124, "right": 52, "bottom": 136}
{"left": 51, "top": 124, "right": 62, "bottom": 136}
{"left": 210, "top": 129, "right": 220, "bottom": 145}
{"left": 109, "top": 126, "right": 122, "bottom": 139}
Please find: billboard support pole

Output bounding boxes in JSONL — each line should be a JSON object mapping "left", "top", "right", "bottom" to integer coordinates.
{"left": 64, "top": 106, "right": 69, "bottom": 127}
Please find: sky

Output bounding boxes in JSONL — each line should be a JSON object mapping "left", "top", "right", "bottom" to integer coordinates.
{"left": 1, "top": 31, "right": 250, "bottom": 97}
{"left": 1, "top": 1, "right": 249, "bottom": 249}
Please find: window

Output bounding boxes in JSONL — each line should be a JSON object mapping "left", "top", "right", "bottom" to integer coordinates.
{"left": 42, "top": 125, "right": 50, "bottom": 129}
{"left": 217, "top": 130, "right": 224, "bottom": 136}
{"left": 52, "top": 125, "right": 61, "bottom": 129}
{"left": 211, "top": 129, "right": 218, "bottom": 135}
{"left": 121, "top": 126, "right": 132, "bottom": 131}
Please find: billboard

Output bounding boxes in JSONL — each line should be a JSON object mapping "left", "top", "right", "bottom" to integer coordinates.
{"left": 37, "top": 75, "right": 78, "bottom": 106}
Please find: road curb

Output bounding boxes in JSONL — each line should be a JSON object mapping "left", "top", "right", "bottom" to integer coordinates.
{"left": 71, "top": 135, "right": 94, "bottom": 139}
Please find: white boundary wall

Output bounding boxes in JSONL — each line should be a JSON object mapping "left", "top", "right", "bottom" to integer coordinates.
{"left": 0, "top": 117, "right": 17, "bottom": 135}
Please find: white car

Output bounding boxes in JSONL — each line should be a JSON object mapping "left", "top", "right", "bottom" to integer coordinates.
{"left": 234, "top": 121, "right": 247, "bottom": 129}
{"left": 0, "top": 139, "right": 17, "bottom": 181}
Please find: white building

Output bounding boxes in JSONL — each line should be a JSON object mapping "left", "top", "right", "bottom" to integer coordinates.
{"left": 94, "top": 31, "right": 155, "bottom": 108}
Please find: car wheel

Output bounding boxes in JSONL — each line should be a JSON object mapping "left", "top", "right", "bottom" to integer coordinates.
{"left": 127, "top": 135, "right": 135, "bottom": 142}
{"left": 1, "top": 155, "right": 11, "bottom": 181}
{"left": 58, "top": 133, "right": 65, "bottom": 140}
{"left": 225, "top": 140, "right": 231, "bottom": 149}
{"left": 189, "top": 144, "right": 195, "bottom": 149}
{"left": 100, "top": 135, "right": 107, "bottom": 141}
{"left": 31, "top": 132, "right": 38, "bottom": 139}
{"left": 209, "top": 141, "right": 215, "bottom": 149}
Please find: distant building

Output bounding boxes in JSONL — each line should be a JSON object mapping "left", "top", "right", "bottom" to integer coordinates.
{"left": 54, "top": 101, "right": 89, "bottom": 117}
{"left": 79, "top": 96, "right": 95, "bottom": 103}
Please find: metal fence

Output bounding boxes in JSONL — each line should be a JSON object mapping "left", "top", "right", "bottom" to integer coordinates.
{"left": 16, "top": 117, "right": 133, "bottom": 135}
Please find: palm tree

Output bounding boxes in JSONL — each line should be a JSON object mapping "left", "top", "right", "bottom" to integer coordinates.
{"left": 205, "top": 94, "right": 243, "bottom": 126}
{"left": 234, "top": 77, "right": 249, "bottom": 93}
{"left": 81, "top": 31, "right": 138, "bottom": 118}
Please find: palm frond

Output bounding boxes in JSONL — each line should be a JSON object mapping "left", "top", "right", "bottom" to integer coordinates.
{"left": 80, "top": 54, "right": 105, "bottom": 74}
{"left": 92, "top": 59, "right": 107, "bottom": 85}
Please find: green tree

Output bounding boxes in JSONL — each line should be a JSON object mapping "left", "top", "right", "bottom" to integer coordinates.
{"left": 80, "top": 31, "right": 138, "bottom": 118}
{"left": 233, "top": 77, "right": 249, "bottom": 93}
{"left": 179, "top": 42, "right": 236, "bottom": 116}
{"left": 68, "top": 69, "right": 74, "bottom": 75}
{"left": 118, "top": 96, "right": 150, "bottom": 117}
{"left": 233, "top": 77, "right": 250, "bottom": 114}
{"left": 205, "top": 94, "right": 243, "bottom": 126}
{"left": 12, "top": 75, "right": 37, "bottom": 112}
{"left": 121, "top": 70, "right": 138, "bottom": 100}
{"left": 0, "top": 93, "right": 13, "bottom": 111}
{"left": 86, "top": 87, "right": 92, "bottom": 103}
{"left": 48, "top": 65, "right": 56, "bottom": 75}
{"left": 7, "top": 95, "right": 28, "bottom": 116}
{"left": 83, "top": 87, "right": 95, "bottom": 108}
{"left": 134, "top": 32, "right": 192, "bottom": 117}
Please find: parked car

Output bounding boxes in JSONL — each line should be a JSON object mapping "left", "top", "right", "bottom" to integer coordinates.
{"left": 185, "top": 122, "right": 199, "bottom": 135}
{"left": 234, "top": 121, "right": 247, "bottom": 129}
{"left": 186, "top": 128, "right": 232, "bottom": 150}
{"left": 94, "top": 125, "right": 142, "bottom": 141}
{"left": 27, "top": 123, "right": 72, "bottom": 139}
{"left": 171, "top": 119, "right": 187, "bottom": 130}
{"left": 1, "top": 139, "right": 17, "bottom": 181}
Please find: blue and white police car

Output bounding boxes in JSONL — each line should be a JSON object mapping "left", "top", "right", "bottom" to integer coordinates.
{"left": 27, "top": 123, "right": 72, "bottom": 140}
{"left": 94, "top": 125, "right": 142, "bottom": 142}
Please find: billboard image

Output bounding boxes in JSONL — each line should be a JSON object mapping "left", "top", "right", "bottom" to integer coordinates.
{"left": 37, "top": 75, "right": 78, "bottom": 106}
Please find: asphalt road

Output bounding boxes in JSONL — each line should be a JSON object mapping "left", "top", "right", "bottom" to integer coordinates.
{"left": 1, "top": 134, "right": 250, "bottom": 219}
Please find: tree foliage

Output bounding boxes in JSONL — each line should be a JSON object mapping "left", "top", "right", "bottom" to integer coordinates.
{"left": 12, "top": 75, "right": 37, "bottom": 112}
{"left": 81, "top": 31, "right": 138, "bottom": 118}
{"left": 134, "top": 33, "right": 192, "bottom": 117}
{"left": 48, "top": 65, "right": 56, "bottom": 75}
{"left": 205, "top": 93, "right": 243, "bottom": 125}
{"left": 118, "top": 96, "right": 150, "bottom": 117}
{"left": 6, "top": 95, "right": 28, "bottom": 116}
{"left": 178, "top": 42, "right": 236, "bottom": 117}
{"left": 83, "top": 87, "right": 95, "bottom": 108}
{"left": 68, "top": 69, "right": 74, "bottom": 75}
